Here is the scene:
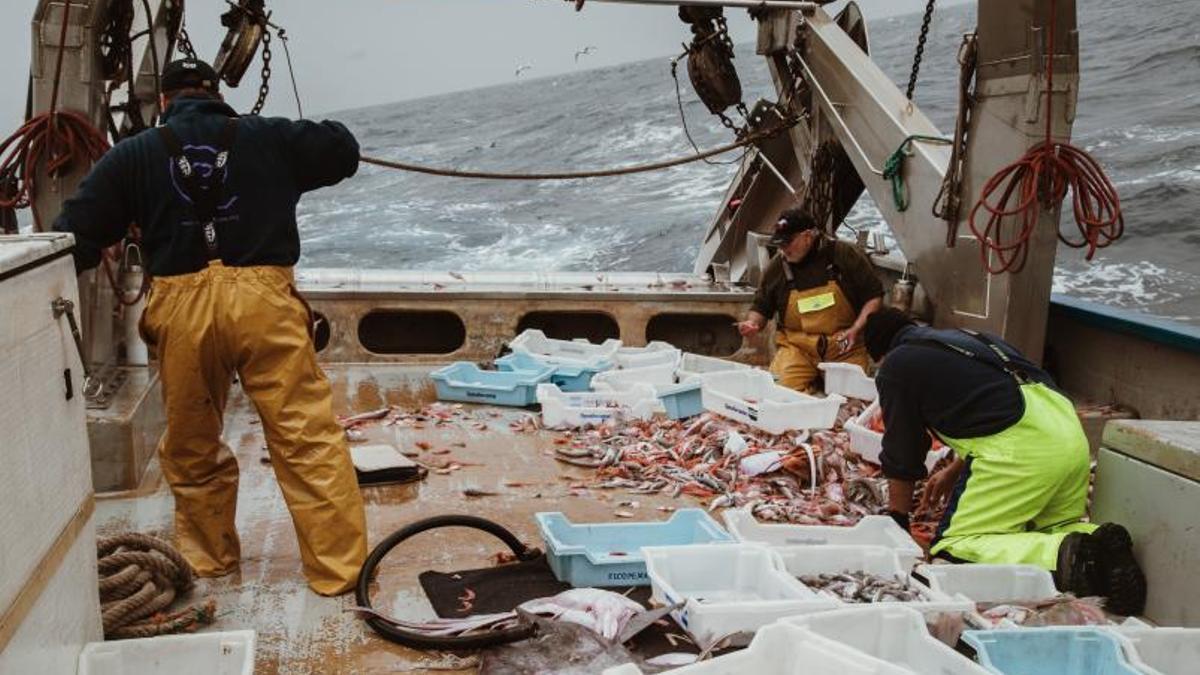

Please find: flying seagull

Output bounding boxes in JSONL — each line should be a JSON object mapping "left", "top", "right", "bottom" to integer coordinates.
{"left": 515, "top": 64, "right": 533, "bottom": 77}
{"left": 574, "top": 46, "right": 598, "bottom": 63}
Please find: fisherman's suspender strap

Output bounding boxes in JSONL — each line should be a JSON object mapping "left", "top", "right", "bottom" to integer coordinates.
{"left": 781, "top": 243, "right": 842, "bottom": 293}
{"left": 910, "top": 329, "right": 1033, "bottom": 385}
{"left": 157, "top": 118, "right": 238, "bottom": 260}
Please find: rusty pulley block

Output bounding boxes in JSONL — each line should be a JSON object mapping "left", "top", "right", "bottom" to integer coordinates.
{"left": 679, "top": 6, "right": 745, "bottom": 121}
{"left": 213, "top": 0, "right": 266, "bottom": 87}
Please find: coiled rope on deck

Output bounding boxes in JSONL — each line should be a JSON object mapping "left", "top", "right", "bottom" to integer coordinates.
{"left": 98, "top": 533, "right": 217, "bottom": 639}
{"left": 359, "top": 122, "right": 794, "bottom": 180}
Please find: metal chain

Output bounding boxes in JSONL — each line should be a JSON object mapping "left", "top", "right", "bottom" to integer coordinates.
{"left": 905, "top": 0, "right": 936, "bottom": 100}
{"left": 670, "top": 56, "right": 742, "bottom": 166}
{"left": 177, "top": 26, "right": 197, "bottom": 60}
{"left": 165, "top": 0, "right": 196, "bottom": 59}
{"left": 99, "top": 0, "right": 134, "bottom": 81}
{"left": 250, "top": 23, "right": 272, "bottom": 115}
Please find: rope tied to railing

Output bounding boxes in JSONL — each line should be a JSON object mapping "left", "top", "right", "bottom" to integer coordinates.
{"left": 883, "top": 134, "right": 952, "bottom": 212}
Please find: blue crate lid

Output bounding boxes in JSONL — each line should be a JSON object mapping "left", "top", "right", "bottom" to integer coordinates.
{"left": 496, "top": 351, "right": 612, "bottom": 377}
{"left": 430, "top": 361, "right": 554, "bottom": 392}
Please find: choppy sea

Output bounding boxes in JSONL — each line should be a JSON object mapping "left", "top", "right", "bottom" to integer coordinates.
{"left": 298, "top": 0, "right": 1200, "bottom": 325}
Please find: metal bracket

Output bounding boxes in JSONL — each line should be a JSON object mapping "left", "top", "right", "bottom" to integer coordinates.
{"left": 84, "top": 363, "right": 129, "bottom": 410}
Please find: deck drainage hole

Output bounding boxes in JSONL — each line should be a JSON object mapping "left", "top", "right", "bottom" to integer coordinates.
{"left": 517, "top": 311, "right": 620, "bottom": 343}
{"left": 646, "top": 313, "right": 741, "bottom": 356}
{"left": 358, "top": 310, "right": 466, "bottom": 354}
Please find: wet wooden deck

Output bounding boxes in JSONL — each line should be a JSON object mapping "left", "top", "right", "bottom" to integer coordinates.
{"left": 95, "top": 365, "right": 701, "bottom": 674}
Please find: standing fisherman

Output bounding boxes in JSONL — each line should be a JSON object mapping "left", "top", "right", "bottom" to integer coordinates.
{"left": 53, "top": 58, "right": 367, "bottom": 595}
{"left": 737, "top": 208, "right": 883, "bottom": 391}
{"left": 863, "top": 308, "right": 1146, "bottom": 614}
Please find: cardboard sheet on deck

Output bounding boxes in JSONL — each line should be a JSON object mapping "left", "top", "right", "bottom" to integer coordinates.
{"left": 350, "top": 444, "right": 426, "bottom": 486}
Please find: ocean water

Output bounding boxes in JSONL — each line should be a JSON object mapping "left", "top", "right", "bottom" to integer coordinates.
{"left": 297, "top": 0, "right": 1200, "bottom": 325}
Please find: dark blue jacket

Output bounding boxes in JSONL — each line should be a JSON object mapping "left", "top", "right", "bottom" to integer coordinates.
{"left": 876, "top": 325, "right": 1058, "bottom": 481}
{"left": 53, "top": 96, "right": 359, "bottom": 276}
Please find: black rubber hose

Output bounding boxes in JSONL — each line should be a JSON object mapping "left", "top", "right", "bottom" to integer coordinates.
{"left": 355, "top": 514, "right": 543, "bottom": 650}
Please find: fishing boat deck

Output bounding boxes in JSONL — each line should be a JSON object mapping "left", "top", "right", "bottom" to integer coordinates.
{"left": 94, "top": 364, "right": 701, "bottom": 674}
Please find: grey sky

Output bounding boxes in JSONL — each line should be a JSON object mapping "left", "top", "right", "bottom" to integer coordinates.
{"left": 2, "top": 0, "right": 965, "bottom": 128}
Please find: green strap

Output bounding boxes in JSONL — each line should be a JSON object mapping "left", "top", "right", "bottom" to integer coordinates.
{"left": 882, "top": 134, "right": 952, "bottom": 212}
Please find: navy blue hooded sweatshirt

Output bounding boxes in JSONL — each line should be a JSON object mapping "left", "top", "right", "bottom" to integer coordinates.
{"left": 53, "top": 96, "right": 359, "bottom": 276}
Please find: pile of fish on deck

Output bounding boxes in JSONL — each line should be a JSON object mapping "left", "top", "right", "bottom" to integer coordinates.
{"left": 428, "top": 329, "right": 950, "bottom": 546}
{"left": 542, "top": 407, "right": 926, "bottom": 530}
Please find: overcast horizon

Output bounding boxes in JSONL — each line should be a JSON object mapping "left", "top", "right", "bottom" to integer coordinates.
{"left": 1, "top": 0, "right": 964, "bottom": 127}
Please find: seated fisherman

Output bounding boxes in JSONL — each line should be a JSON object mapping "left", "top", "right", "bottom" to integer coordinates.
{"left": 737, "top": 208, "right": 882, "bottom": 392}
{"left": 863, "top": 308, "right": 1146, "bottom": 615}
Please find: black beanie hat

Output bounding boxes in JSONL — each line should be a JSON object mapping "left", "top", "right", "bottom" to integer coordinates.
{"left": 864, "top": 307, "right": 916, "bottom": 361}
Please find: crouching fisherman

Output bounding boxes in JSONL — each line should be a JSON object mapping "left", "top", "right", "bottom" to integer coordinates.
{"left": 737, "top": 208, "right": 883, "bottom": 392}
{"left": 53, "top": 58, "right": 368, "bottom": 595}
{"left": 863, "top": 308, "right": 1146, "bottom": 615}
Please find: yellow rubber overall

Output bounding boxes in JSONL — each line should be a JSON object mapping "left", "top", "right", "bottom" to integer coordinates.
{"left": 140, "top": 261, "right": 367, "bottom": 595}
{"left": 770, "top": 280, "right": 867, "bottom": 392}
{"left": 930, "top": 382, "right": 1096, "bottom": 570}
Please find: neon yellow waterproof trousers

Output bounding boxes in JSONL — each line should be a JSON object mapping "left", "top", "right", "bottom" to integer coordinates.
{"left": 140, "top": 262, "right": 367, "bottom": 595}
{"left": 930, "top": 382, "right": 1096, "bottom": 570}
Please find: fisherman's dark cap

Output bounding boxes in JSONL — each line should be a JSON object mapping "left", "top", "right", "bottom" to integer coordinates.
{"left": 161, "top": 58, "right": 220, "bottom": 93}
{"left": 770, "top": 208, "right": 819, "bottom": 246}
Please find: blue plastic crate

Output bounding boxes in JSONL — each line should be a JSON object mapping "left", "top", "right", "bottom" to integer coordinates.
{"left": 962, "top": 628, "right": 1144, "bottom": 675}
{"left": 429, "top": 362, "right": 553, "bottom": 407}
{"left": 658, "top": 380, "right": 703, "bottom": 420}
{"left": 495, "top": 351, "right": 611, "bottom": 392}
{"left": 535, "top": 509, "right": 733, "bottom": 587}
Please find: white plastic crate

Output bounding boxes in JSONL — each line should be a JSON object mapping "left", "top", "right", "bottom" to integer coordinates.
{"left": 722, "top": 510, "right": 924, "bottom": 572}
{"left": 781, "top": 606, "right": 990, "bottom": 674}
{"left": 772, "top": 545, "right": 972, "bottom": 616}
{"left": 78, "top": 630, "right": 256, "bottom": 675}
{"left": 818, "top": 362, "right": 878, "bottom": 401}
{"left": 601, "top": 622, "right": 915, "bottom": 674}
{"left": 845, "top": 400, "right": 951, "bottom": 473}
{"left": 642, "top": 543, "right": 837, "bottom": 647}
{"left": 701, "top": 370, "right": 844, "bottom": 434}
{"left": 915, "top": 564, "right": 1059, "bottom": 606}
{"left": 612, "top": 341, "right": 682, "bottom": 369}
{"left": 590, "top": 362, "right": 677, "bottom": 390}
{"left": 676, "top": 352, "right": 753, "bottom": 381}
{"left": 536, "top": 383, "right": 661, "bottom": 428}
{"left": 509, "top": 328, "right": 621, "bottom": 367}
{"left": 1112, "top": 627, "right": 1200, "bottom": 675}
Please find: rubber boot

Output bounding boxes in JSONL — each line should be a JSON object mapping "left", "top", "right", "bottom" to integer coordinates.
{"left": 1092, "top": 523, "right": 1147, "bottom": 616}
{"left": 1053, "top": 531, "right": 1099, "bottom": 598}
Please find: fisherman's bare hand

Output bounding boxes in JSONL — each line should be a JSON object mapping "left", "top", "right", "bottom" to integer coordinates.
{"left": 833, "top": 328, "right": 859, "bottom": 356}
{"left": 737, "top": 320, "right": 762, "bottom": 338}
{"left": 920, "top": 464, "right": 959, "bottom": 511}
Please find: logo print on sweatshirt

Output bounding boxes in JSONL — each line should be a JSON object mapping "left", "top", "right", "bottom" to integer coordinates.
{"left": 167, "top": 144, "right": 240, "bottom": 223}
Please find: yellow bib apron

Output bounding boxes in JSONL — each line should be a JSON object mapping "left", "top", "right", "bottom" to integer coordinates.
{"left": 769, "top": 278, "right": 867, "bottom": 391}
